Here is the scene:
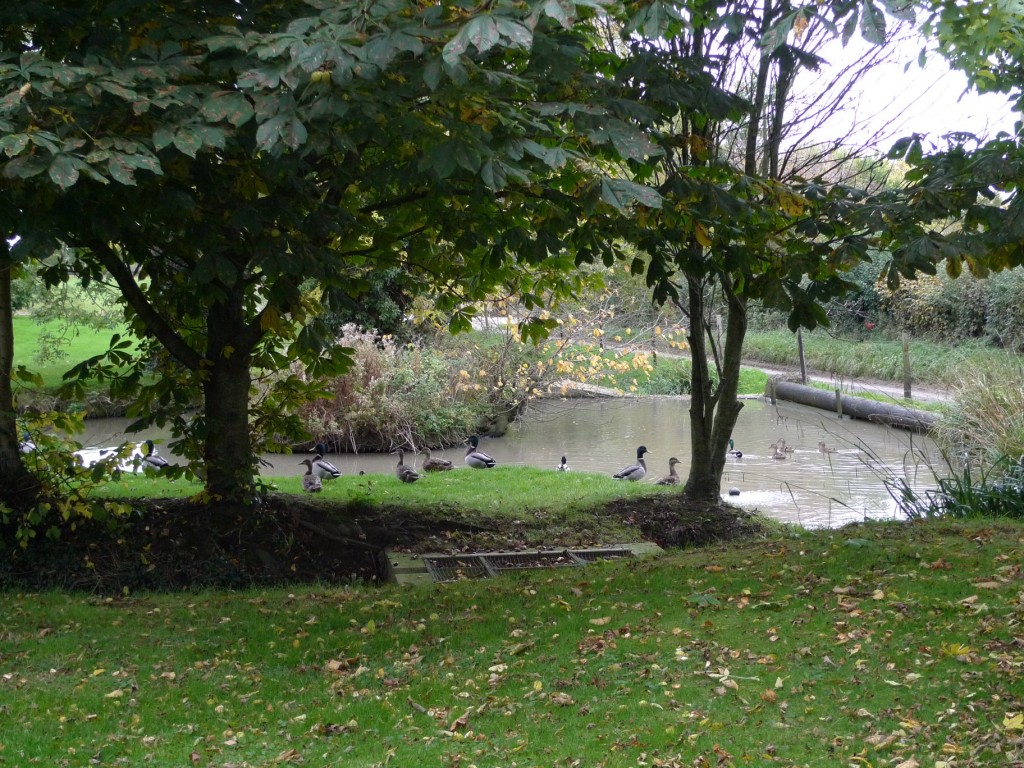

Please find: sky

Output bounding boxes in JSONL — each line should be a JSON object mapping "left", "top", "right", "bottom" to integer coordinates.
{"left": 808, "top": 32, "right": 1019, "bottom": 154}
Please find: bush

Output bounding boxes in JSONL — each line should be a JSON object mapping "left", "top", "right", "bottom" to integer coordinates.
{"left": 985, "top": 269, "right": 1024, "bottom": 351}
{"left": 298, "top": 326, "right": 486, "bottom": 452}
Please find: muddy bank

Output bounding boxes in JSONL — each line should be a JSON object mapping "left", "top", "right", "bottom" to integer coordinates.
{"left": 1, "top": 494, "right": 763, "bottom": 593}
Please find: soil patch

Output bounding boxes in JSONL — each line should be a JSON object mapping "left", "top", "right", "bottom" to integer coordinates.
{"left": 1, "top": 494, "right": 763, "bottom": 593}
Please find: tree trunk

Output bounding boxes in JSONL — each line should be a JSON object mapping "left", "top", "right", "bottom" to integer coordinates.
{"left": 201, "top": 298, "right": 258, "bottom": 510}
{"left": 682, "top": 275, "right": 747, "bottom": 504}
{"left": 0, "top": 259, "right": 41, "bottom": 508}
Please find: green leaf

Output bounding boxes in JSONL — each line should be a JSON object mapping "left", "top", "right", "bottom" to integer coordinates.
{"left": 465, "top": 16, "right": 500, "bottom": 56}
{"left": 48, "top": 154, "right": 81, "bottom": 189}
{"left": 859, "top": 0, "right": 887, "bottom": 45}
{"left": 172, "top": 127, "right": 202, "bottom": 158}
{"left": 543, "top": 0, "right": 576, "bottom": 29}
{"left": 201, "top": 91, "right": 255, "bottom": 127}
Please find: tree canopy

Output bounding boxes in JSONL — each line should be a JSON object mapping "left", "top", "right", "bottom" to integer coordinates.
{"left": 1, "top": 0, "right": 659, "bottom": 508}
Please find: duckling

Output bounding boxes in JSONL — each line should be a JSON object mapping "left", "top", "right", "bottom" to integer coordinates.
{"left": 392, "top": 449, "right": 421, "bottom": 483}
{"left": 655, "top": 456, "right": 681, "bottom": 485}
{"left": 556, "top": 455, "right": 570, "bottom": 472}
{"left": 771, "top": 446, "right": 788, "bottom": 460}
{"left": 817, "top": 441, "right": 837, "bottom": 454}
{"left": 310, "top": 449, "right": 342, "bottom": 480}
{"left": 774, "top": 438, "right": 794, "bottom": 454}
{"left": 142, "top": 439, "right": 170, "bottom": 470}
{"left": 613, "top": 445, "right": 650, "bottom": 481}
{"left": 421, "top": 448, "right": 454, "bottom": 472}
{"left": 727, "top": 439, "right": 743, "bottom": 458}
{"left": 298, "top": 459, "right": 323, "bottom": 493}
{"left": 464, "top": 435, "right": 497, "bottom": 469}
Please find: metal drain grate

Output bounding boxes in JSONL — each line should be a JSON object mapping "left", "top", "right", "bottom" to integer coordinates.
{"left": 482, "top": 549, "right": 585, "bottom": 572}
{"left": 423, "top": 555, "right": 489, "bottom": 582}
{"left": 421, "top": 547, "right": 636, "bottom": 582}
{"left": 571, "top": 547, "right": 635, "bottom": 563}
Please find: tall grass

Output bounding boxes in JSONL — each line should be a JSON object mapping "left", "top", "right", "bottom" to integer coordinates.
{"left": 934, "top": 356, "right": 1024, "bottom": 466}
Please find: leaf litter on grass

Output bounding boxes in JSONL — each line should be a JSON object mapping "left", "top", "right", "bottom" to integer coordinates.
{"left": 1, "top": 521, "right": 1022, "bottom": 767}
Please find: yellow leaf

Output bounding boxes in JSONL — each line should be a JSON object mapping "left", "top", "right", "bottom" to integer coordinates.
{"left": 105, "top": 688, "right": 124, "bottom": 698}
{"left": 695, "top": 223, "right": 711, "bottom": 248}
{"left": 1003, "top": 712, "right": 1024, "bottom": 731}
{"left": 589, "top": 616, "right": 611, "bottom": 626}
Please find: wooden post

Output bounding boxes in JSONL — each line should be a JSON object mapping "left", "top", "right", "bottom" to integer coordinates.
{"left": 797, "top": 328, "right": 807, "bottom": 384}
{"left": 902, "top": 332, "right": 912, "bottom": 400}
{"left": 835, "top": 388, "right": 843, "bottom": 419}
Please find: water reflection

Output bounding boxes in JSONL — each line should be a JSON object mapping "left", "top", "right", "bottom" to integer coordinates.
{"left": 80, "top": 394, "right": 940, "bottom": 528}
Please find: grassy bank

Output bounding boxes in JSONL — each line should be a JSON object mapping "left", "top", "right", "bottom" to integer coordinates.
{"left": 13, "top": 316, "right": 130, "bottom": 391}
{"left": 3, "top": 519, "right": 1021, "bottom": 766}
{"left": 743, "top": 329, "right": 1009, "bottom": 387}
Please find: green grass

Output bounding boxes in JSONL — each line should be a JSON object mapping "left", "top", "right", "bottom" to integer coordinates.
{"left": 743, "top": 329, "right": 1011, "bottom": 387}
{"left": 97, "top": 466, "right": 683, "bottom": 518}
{"left": 13, "top": 316, "right": 131, "bottom": 390}
{"left": 3, "top": 519, "right": 1021, "bottom": 766}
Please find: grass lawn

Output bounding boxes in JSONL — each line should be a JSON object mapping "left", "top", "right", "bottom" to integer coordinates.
{"left": 2, "top": 519, "right": 1021, "bottom": 766}
{"left": 13, "top": 316, "right": 131, "bottom": 391}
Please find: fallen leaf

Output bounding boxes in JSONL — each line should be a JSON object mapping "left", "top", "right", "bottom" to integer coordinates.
{"left": 589, "top": 617, "right": 611, "bottom": 626}
{"left": 973, "top": 581, "right": 1002, "bottom": 589}
{"left": 274, "top": 748, "right": 302, "bottom": 763}
{"left": 894, "top": 759, "right": 919, "bottom": 768}
{"left": 1003, "top": 712, "right": 1023, "bottom": 731}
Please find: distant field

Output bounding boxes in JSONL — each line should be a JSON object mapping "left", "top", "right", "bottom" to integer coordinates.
{"left": 13, "top": 316, "right": 131, "bottom": 390}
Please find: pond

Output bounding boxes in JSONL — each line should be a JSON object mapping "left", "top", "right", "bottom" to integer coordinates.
{"left": 80, "top": 394, "right": 941, "bottom": 529}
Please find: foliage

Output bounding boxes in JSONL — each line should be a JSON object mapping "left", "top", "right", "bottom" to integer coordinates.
{"left": 297, "top": 325, "right": 485, "bottom": 452}
{"left": 886, "top": 452, "right": 1024, "bottom": 520}
{"left": 1, "top": 0, "right": 663, "bottom": 507}
{"left": 3, "top": 520, "right": 1022, "bottom": 764}
{"left": 1, "top": 410, "right": 134, "bottom": 547}
{"left": 879, "top": 270, "right": 988, "bottom": 342}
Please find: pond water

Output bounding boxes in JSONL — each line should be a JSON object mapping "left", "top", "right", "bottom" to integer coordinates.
{"left": 80, "top": 394, "right": 941, "bottom": 528}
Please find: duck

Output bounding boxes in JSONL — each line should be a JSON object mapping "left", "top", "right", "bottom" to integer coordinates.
{"left": 613, "top": 445, "right": 650, "bottom": 481}
{"left": 310, "top": 449, "right": 342, "bottom": 480}
{"left": 773, "top": 438, "right": 794, "bottom": 453}
{"left": 727, "top": 439, "right": 743, "bottom": 458}
{"left": 556, "top": 455, "right": 570, "bottom": 472}
{"left": 141, "top": 439, "right": 170, "bottom": 470}
{"left": 655, "top": 456, "right": 681, "bottom": 485}
{"left": 392, "top": 449, "right": 421, "bottom": 483}
{"left": 421, "top": 448, "right": 454, "bottom": 472}
{"left": 464, "top": 435, "right": 496, "bottom": 468}
{"left": 298, "top": 459, "right": 323, "bottom": 493}
{"left": 818, "top": 441, "right": 837, "bottom": 454}
{"left": 771, "top": 446, "right": 788, "bottom": 460}
{"left": 19, "top": 432, "right": 36, "bottom": 453}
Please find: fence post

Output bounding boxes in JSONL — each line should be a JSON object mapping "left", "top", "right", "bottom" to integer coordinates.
{"left": 902, "top": 332, "right": 912, "bottom": 400}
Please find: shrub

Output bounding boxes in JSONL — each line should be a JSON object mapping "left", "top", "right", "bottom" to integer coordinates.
{"left": 298, "top": 326, "right": 486, "bottom": 452}
{"left": 985, "top": 269, "right": 1024, "bottom": 351}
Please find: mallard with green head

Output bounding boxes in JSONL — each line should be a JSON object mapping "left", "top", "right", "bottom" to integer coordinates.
{"left": 613, "top": 445, "right": 650, "bottom": 481}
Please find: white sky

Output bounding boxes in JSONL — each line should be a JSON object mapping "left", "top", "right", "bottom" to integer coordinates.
{"left": 810, "top": 33, "right": 1019, "bottom": 153}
